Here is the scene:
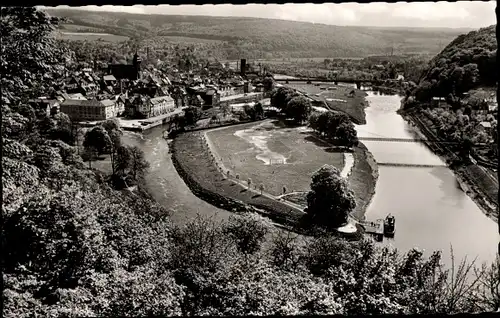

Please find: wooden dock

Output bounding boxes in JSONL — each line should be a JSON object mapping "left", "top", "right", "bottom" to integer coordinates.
{"left": 359, "top": 219, "right": 384, "bottom": 235}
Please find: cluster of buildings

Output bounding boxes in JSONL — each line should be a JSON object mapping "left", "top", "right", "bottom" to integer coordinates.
{"left": 27, "top": 54, "right": 269, "bottom": 123}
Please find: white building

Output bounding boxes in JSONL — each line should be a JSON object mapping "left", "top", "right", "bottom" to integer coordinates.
{"left": 137, "top": 95, "right": 176, "bottom": 118}
{"left": 60, "top": 99, "right": 116, "bottom": 121}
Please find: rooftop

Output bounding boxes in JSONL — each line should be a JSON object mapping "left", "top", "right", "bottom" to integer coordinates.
{"left": 61, "top": 99, "right": 105, "bottom": 107}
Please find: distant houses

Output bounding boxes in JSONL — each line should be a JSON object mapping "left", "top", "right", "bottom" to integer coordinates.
{"left": 23, "top": 53, "right": 267, "bottom": 124}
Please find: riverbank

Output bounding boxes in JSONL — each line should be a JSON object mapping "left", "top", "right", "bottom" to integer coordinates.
{"left": 401, "top": 109, "right": 498, "bottom": 223}
{"left": 170, "top": 120, "right": 376, "bottom": 239}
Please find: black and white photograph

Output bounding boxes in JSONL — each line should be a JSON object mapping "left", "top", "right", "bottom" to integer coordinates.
{"left": 2, "top": 1, "right": 499, "bottom": 316}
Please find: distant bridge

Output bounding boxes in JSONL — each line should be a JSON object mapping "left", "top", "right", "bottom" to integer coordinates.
{"left": 358, "top": 137, "right": 486, "bottom": 146}
{"left": 275, "top": 77, "right": 373, "bottom": 89}
{"left": 358, "top": 137, "right": 458, "bottom": 144}
{"left": 377, "top": 163, "right": 447, "bottom": 168}
{"left": 274, "top": 77, "right": 373, "bottom": 83}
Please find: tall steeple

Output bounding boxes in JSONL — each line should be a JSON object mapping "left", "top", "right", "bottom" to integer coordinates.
{"left": 133, "top": 50, "right": 142, "bottom": 80}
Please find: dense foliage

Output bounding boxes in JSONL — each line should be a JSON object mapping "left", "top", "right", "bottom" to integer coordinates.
{"left": 44, "top": 8, "right": 464, "bottom": 59}
{"left": 270, "top": 86, "right": 312, "bottom": 123}
{"left": 412, "top": 25, "right": 496, "bottom": 103}
{"left": 309, "top": 111, "right": 359, "bottom": 148}
{"left": 3, "top": 8, "right": 500, "bottom": 316}
{"left": 305, "top": 165, "right": 356, "bottom": 228}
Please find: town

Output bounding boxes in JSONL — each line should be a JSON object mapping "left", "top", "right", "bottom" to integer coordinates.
{"left": 23, "top": 53, "right": 274, "bottom": 131}
{"left": 2, "top": 5, "right": 500, "bottom": 318}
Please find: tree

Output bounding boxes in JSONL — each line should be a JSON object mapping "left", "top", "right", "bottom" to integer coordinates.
{"left": 1, "top": 7, "right": 69, "bottom": 104}
{"left": 107, "top": 130, "right": 123, "bottom": 176}
{"left": 306, "top": 165, "right": 356, "bottom": 228}
{"left": 262, "top": 76, "right": 275, "bottom": 92}
{"left": 128, "top": 146, "right": 150, "bottom": 181}
{"left": 101, "top": 118, "right": 121, "bottom": 134}
{"left": 270, "top": 87, "right": 295, "bottom": 111}
{"left": 254, "top": 102, "right": 264, "bottom": 119}
{"left": 183, "top": 106, "right": 201, "bottom": 126}
{"left": 247, "top": 178, "right": 252, "bottom": 189}
{"left": 243, "top": 104, "right": 257, "bottom": 121}
{"left": 285, "top": 96, "right": 312, "bottom": 124}
{"left": 335, "top": 122, "right": 359, "bottom": 148}
{"left": 220, "top": 103, "right": 231, "bottom": 118}
{"left": 222, "top": 213, "right": 270, "bottom": 255}
{"left": 308, "top": 112, "right": 320, "bottom": 132}
{"left": 259, "top": 183, "right": 265, "bottom": 195}
{"left": 316, "top": 112, "right": 331, "bottom": 136}
{"left": 83, "top": 126, "right": 112, "bottom": 156}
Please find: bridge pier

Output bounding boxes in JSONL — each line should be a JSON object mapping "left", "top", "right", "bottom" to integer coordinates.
{"left": 355, "top": 81, "right": 361, "bottom": 90}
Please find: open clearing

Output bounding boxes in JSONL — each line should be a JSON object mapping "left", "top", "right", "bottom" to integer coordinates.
{"left": 206, "top": 120, "right": 344, "bottom": 196}
{"left": 284, "top": 81, "right": 368, "bottom": 124}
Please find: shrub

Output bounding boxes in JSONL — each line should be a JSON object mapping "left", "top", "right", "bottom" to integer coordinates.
{"left": 223, "top": 213, "right": 271, "bottom": 255}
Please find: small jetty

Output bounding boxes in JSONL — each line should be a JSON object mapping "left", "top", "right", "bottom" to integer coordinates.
{"left": 359, "top": 214, "right": 396, "bottom": 241}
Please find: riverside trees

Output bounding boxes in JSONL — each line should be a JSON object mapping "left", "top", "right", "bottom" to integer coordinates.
{"left": 309, "top": 111, "right": 359, "bottom": 148}
{"left": 270, "top": 87, "right": 312, "bottom": 124}
{"left": 305, "top": 165, "right": 356, "bottom": 228}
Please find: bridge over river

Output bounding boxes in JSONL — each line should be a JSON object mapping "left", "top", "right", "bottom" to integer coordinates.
{"left": 358, "top": 137, "right": 465, "bottom": 144}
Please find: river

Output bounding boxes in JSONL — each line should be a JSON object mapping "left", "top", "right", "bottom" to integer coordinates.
{"left": 121, "top": 131, "right": 233, "bottom": 226}
{"left": 357, "top": 91, "right": 498, "bottom": 268}
{"left": 122, "top": 90, "right": 497, "bottom": 269}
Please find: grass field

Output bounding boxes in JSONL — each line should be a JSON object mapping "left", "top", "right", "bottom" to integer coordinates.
{"left": 284, "top": 82, "right": 368, "bottom": 124}
{"left": 55, "top": 32, "right": 129, "bottom": 42}
{"left": 173, "top": 130, "right": 305, "bottom": 227}
{"left": 206, "top": 120, "right": 344, "bottom": 197}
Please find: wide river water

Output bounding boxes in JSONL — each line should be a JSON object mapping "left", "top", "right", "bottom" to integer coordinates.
{"left": 357, "top": 91, "right": 497, "bottom": 268}
{"left": 122, "top": 90, "right": 497, "bottom": 269}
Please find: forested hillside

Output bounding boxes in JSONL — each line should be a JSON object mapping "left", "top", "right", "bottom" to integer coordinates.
{"left": 44, "top": 8, "right": 466, "bottom": 59}
{"left": 412, "top": 25, "right": 496, "bottom": 103}
{"left": 3, "top": 8, "right": 500, "bottom": 317}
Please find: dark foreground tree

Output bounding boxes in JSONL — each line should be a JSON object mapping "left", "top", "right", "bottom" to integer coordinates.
{"left": 254, "top": 102, "right": 264, "bottom": 119}
{"left": 335, "top": 122, "right": 359, "bottom": 148}
{"left": 183, "top": 106, "right": 201, "bottom": 126}
{"left": 83, "top": 126, "right": 111, "bottom": 156}
{"left": 128, "top": 146, "right": 150, "bottom": 181}
{"left": 306, "top": 165, "right": 355, "bottom": 228}
{"left": 0, "top": 7, "right": 69, "bottom": 104}
{"left": 285, "top": 96, "right": 312, "bottom": 124}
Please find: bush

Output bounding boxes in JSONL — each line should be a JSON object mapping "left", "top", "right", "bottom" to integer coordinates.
{"left": 223, "top": 213, "right": 271, "bottom": 255}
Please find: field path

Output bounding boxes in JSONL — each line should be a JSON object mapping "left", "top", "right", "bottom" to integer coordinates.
{"left": 202, "top": 126, "right": 305, "bottom": 213}
{"left": 202, "top": 121, "right": 357, "bottom": 228}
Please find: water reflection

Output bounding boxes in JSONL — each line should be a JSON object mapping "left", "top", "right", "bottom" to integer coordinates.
{"left": 122, "top": 129, "right": 233, "bottom": 226}
{"left": 358, "top": 92, "right": 497, "bottom": 268}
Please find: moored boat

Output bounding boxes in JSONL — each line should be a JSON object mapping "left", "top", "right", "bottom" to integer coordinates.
{"left": 384, "top": 214, "right": 395, "bottom": 237}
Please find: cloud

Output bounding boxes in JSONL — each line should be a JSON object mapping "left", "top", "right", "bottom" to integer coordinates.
{"left": 48, "top": 2, "right": 496, "bottom": 29}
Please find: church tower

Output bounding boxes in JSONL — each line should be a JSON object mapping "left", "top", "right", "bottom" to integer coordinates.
{"left": 133, "top": 51, "right": 142, "bottom": 80}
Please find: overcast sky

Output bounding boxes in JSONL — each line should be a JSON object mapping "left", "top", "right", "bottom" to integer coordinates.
{"left": 50, "top": 2, "right": 496, "bottom": 29}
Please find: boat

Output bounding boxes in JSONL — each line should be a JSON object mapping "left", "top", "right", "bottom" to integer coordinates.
{"left": 383, "top": 214, "right": 396, "bottom": 237}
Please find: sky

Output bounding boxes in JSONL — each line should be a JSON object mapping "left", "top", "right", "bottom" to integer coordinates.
{"left": 48, "top": 2, "right": 496, "bottom": 29}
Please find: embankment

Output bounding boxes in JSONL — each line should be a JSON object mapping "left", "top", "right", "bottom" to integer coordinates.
{"left": 349, "top": 142, "right": 379, "bottom": 221}
{"left": 170, "top": 130, "right": 304, "bottom": 229}
{"left": 401, "top": 108, "right": 498, "bottom": 223}
{"left": 171, "top": 127, "right": 368, "bottom": 240}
